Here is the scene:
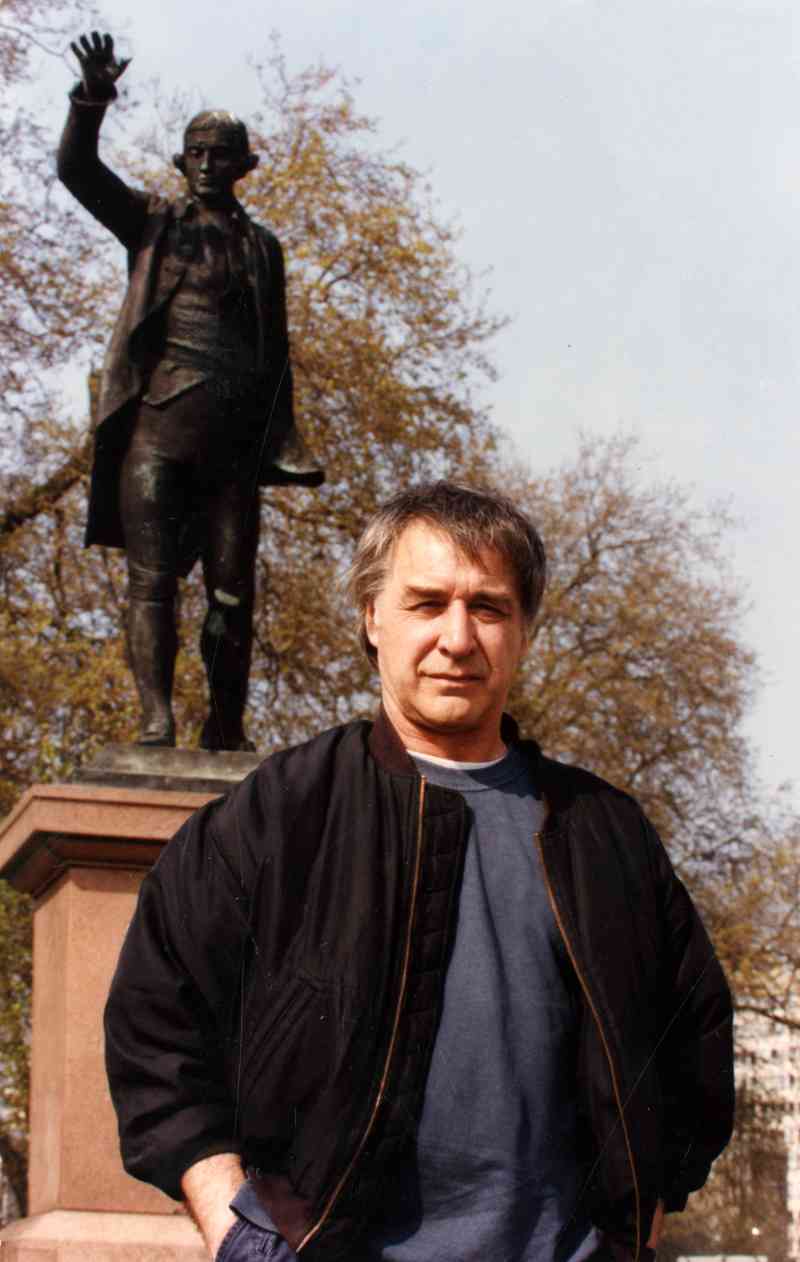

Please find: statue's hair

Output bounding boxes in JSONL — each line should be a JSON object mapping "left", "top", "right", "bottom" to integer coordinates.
{"left": 345, "top": 480, "right": 547, "bottom": 663}
{"left": 183, "top": 110, "right": 251, "bottom": 154}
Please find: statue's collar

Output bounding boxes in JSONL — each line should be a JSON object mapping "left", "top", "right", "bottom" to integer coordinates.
{"left": 174, "top": 196, "right": 250, "bottom": 226}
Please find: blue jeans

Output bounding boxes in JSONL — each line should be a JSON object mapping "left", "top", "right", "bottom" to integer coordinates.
{"left": 215, "top": 1181, "right": 299, "bottom": 1262}
{"left": 216, "top": 1218, "right": 298, "bottom": 1261}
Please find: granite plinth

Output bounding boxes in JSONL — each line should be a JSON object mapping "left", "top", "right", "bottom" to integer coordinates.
{"left": 0, "top": 753, "right": 250, "bottom": 1249}
{"left": 0, "top": 1210, "right": 206, "bottom": 1260}
{"left": 0, "top": 782, "right": 216, "bottom": 899}
{"left": 75, "top": 742, "right": 262, "bottom": 793}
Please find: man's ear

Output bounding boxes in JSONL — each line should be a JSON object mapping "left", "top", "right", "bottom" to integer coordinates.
{"left": 173, "top": 153, "right": 186, "bottom": 175}
{"left": 517, "top": 624, "right": 533, "bottom": 667}
{"left": 364, "top": 601, "right": 380, "bottom": 650}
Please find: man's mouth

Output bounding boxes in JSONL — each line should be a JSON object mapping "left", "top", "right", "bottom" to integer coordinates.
{"left": 426, "top": 674, "right": 482, "bottom": 684}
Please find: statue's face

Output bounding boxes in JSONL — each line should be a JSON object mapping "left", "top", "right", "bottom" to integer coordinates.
{"left": 181, "top": 127, "right": 250, "bottom": 204}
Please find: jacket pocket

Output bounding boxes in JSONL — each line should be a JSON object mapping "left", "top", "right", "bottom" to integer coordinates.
{"left": 236, "top": 973, "right": 332, "bottom": 1131}
{"left": 241, "top": 974, "right": 318, "bottom": 1078}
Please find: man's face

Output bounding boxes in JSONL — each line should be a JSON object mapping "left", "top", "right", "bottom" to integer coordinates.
{"left": 182, "top": 127, "right": 249, "bottom": 204}
{"left": 365, "top": 521, "right": 529, "bottom": 759}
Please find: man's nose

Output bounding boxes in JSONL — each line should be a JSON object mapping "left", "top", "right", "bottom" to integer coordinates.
{"left": 438, "top": 603, "right": 473, "bottom": 655}
{"left": 200, "top": 150, "right": 212, "bottom": 171}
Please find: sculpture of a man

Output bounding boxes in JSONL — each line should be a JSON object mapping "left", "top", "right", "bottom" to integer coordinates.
{"left": 58, "top": 32, "right": 324, "bottom": 750}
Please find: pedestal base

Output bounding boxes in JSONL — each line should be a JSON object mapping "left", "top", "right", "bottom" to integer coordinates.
{"left": 0, "top": 750, "right": 263, "bottom": 1245}
{"left": 0, "top": 1209, "right": 206, "bottom": 1260}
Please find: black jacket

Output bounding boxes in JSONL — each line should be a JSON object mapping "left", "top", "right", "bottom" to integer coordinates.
{"left": 104, "top": 714, "right": 734, "bottom": 1261}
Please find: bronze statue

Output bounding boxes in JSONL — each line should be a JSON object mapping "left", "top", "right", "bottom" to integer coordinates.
{"left": 58, "top": 32, "right": 324, "bottom": 750}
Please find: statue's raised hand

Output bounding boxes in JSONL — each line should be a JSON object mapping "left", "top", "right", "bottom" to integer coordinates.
{"left": 70, "top": 31, "right": 130, "bottom": 101}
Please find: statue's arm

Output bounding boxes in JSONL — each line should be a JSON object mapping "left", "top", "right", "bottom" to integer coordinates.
{"left": 57, "top": 31, "right": 148, "bottom": 251}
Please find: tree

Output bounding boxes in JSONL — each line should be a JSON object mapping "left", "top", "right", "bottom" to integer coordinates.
{"left": 0, "top": 883, "right": 31, "bottom": 1221}
{"left": 0, "top": 0, "right": 131, "bottom": 803}
{"left": 0, "top": 0, "right": 111, "bottom": 1220}
{"left": 0, "top": 0, "right": 121, "bottom": 485}
{"left": 501, "top": 433, "right": 752, "bottom": 850}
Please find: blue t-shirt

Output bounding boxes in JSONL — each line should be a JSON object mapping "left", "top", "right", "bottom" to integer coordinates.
{"left": 367, "top": 748, "right": 599, "bottom": 1262}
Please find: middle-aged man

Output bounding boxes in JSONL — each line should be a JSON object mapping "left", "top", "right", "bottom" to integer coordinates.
{"left": 105, "top": 482, "right": 734, "bottom": 1262}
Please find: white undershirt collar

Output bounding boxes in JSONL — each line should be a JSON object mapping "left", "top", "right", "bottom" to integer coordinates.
{"left": 406, "top": 748, "right": 508, "bottom": 771}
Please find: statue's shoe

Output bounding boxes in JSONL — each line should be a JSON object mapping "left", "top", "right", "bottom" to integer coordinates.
{"left": 199, "top": 717, "right": 255, "bottom": 753}
{"left": 137, "top": 714, "right": 176, "bottom": 747}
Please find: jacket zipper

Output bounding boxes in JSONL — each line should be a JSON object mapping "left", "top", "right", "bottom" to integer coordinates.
{"left": 296, "top": 776, "right": 428, "bottom": 1253}
{"left": 534, "top": 827, "right": 643, "bottom": 1262}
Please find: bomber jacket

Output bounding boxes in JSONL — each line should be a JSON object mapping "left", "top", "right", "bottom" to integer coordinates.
{"left": 104, "top": 713, "right": 734, "bottom": 1262}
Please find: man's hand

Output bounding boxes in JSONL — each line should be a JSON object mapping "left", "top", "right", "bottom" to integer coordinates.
{"left": 70, "top": 30, "right": 131, "bottom": 101}
{"left": 182, "top": 1153, "right": 246, "bottom": 1259}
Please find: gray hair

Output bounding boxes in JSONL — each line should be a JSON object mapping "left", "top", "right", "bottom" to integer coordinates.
{"left": 347, "top": 481, "right": 547, "bottom": 663}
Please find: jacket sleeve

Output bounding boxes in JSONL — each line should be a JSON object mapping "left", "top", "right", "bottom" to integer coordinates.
{"left": 104, "top": 797, "right": 256, "bottom": 1200}
{"left": 648, "top": 820, "right": 735, "bottom": 1210}
{"left": 57, "top": 88, "right": 149, "bottom": 250}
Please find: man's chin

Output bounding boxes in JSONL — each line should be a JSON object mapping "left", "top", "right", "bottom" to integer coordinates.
{"left": 413, "top": 699, "right": 483, "bottom": 734}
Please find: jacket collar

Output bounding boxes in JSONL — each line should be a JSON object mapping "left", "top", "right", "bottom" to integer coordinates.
{"left": 368, "top": 707, "right": 417, "bottom": 774}
{"left": 367, "top": 707, "right": 530, "bottom": 776}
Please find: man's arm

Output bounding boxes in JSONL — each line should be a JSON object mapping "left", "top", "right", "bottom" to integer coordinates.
{"left": 57, "top": 30, "right": 147, "bottom": 250}
{"left": 104, "top": 799, "right": 253, "bottom": 1200}
{"left": 184, "top": 1157, "right": 302, "bottom": 1262}
{"left": 182, "top": 1153, "right": 245, "bottom": 1258}
{"left": 648, "top": 819, "right": 735, "bottom": 1210}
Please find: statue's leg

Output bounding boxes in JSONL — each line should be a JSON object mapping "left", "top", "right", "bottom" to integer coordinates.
{"left": 198, "top": 473, "right": 260, "bottom": 752}
{"left": 119, "top": 419, "right": 186, "bottom": 747}
{"left": 125, "top": 568, "right": 179, "bottom": 746}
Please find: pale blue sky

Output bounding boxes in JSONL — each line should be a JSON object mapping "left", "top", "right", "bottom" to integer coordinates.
{"left": 35, "top": 0, "right": 800, "bottom": 806}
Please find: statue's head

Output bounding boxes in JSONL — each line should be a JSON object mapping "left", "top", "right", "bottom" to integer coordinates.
{"left": 173, "top": 110, "right": 259, "bottom": 204}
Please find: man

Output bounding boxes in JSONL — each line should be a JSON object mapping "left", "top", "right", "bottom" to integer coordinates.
{"left": 105, "top": 482, "right": 734, "bottom": 1262}
{"left": 57, "top": 32, "right": 323, "bottom": 751}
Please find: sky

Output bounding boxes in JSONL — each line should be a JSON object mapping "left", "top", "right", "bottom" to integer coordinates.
{"left": 32, "top": 0, "right": 800, "bottom": 807}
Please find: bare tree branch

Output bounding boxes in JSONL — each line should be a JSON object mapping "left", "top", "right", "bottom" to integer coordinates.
{"left": 0, "top": 439, "right": 91, "bottom": 539}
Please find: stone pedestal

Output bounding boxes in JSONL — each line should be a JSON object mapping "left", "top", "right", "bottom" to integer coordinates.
{"left": 0, "top": 747, "right": 260, "bottom": 1260}
{"left": 0, "top": 1210, "right": 206, "bottom": 1260}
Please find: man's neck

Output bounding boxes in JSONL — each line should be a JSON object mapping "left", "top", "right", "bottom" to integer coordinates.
{"left": 383, "top": 705, "right": 508, "bottom": 763}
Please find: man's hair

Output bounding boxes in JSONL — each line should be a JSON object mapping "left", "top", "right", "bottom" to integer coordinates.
{"left": 183, "top": 109, "right": 251, "bottom": 154}
{"left": 347, "top": 480, "right": 547, "bottom": 662}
